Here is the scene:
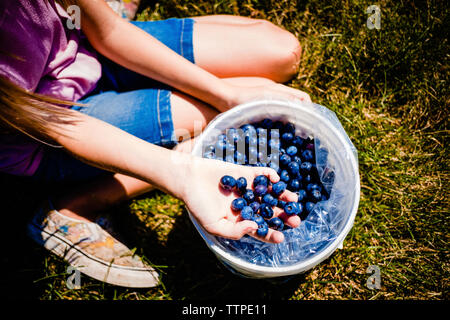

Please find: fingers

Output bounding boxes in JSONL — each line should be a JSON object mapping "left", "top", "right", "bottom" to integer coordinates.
{"left": 275, "top": 190, "right": 301, "bottom": 228}
{"left": 253, "top": 167, "right": 280, "bottom": 183}
{"left": 206, "top": 218, "right": 258, "bottom": 240}
{"left": 248, "top": 228, "right": 285, "bottom": 244}
{"left": 273, "top": 83, "right": 312, "bottom": 102}
{"left": 206, "top": 215, "right": 290, "bottom": 244}
{"left": 278, "top": 189, "right": 298, "bottom": 202}
{"left": 274, "top": 207, "right": 301, "bottom": 228}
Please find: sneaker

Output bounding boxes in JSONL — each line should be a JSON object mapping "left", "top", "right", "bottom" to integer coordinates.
{"left": 106, "top": 0, "right": 141, "bottom": 20}
{"left": 122, "top": 0, "right": 141, "bottom": 20}
{"left": 27, "top": 199, "right": 159, "bottom": 288}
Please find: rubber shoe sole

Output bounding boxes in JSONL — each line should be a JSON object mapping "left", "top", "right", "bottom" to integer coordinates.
{"left": 27, "top": 210, "right": 159, "bottom": 288}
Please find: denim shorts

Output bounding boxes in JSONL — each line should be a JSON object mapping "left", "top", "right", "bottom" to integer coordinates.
{"left": 32, "top": 18, "right": 195, "bottom": 184}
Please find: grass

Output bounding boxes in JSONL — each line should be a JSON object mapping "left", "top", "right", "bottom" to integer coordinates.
{"left": 0, "top": 0, "right": 448, "bottom": 300}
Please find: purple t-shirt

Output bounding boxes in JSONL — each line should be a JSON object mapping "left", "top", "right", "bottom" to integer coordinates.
{"left": 0, "top": 0, "right": 101, "bottom": 176}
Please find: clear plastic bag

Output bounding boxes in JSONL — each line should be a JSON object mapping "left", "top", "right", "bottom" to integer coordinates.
{"left": 189, "top": 99, "right": 360, "bottom": 278}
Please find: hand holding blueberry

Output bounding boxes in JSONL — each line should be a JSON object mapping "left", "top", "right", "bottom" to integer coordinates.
{"left": 182, "top": 158, "right": 300, "bottom": 244}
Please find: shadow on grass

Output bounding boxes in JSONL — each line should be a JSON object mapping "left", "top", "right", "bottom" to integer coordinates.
{"left": 0, "top": 174, "right": 308, "bottom": 300}
{"left": 114, "top": 191, "right": 309, "bottom": 300}
{"left": 0, "top": 173, "right": 55, "bottom": 300}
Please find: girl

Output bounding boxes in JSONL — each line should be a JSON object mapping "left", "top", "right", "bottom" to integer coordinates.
{"left": 0, "top": 0, "right": 310, "bottom": 287}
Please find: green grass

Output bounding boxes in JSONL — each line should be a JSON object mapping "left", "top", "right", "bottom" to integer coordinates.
{"left": 1, "top": 0, "right": 448, "bottom": 300}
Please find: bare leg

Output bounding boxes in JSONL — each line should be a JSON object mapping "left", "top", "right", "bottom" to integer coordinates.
{"left": 192, "top": 15, "right": 302, "bottom": 83}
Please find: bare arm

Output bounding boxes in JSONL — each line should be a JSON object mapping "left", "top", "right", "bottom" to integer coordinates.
{"left": 76, "top": 0, "right": 310, "bottom": 111}
{"left": 49, "top": 112, "right": 300, "bottom": 243}
{"left": 77, "top": 0, "right": 233, "bottom": 111}
{"left": 52, "top": 110, "right": 191, "bottom": 198}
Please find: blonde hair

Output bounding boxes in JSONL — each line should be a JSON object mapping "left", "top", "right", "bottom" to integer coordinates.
{"left": 0, "top": 76, "right": 80, "bottom": 146}
{"left": 0, "top": 0, "right": 82, "bottom": 146}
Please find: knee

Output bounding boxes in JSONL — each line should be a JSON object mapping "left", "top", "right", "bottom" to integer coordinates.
{"left": 256, "top": 20, "right": 302, "bottom": 82}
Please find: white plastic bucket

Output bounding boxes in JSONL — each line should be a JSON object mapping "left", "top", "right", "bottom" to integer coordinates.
{"left": 188, "top": 99, "right": 360, "bottom": 278}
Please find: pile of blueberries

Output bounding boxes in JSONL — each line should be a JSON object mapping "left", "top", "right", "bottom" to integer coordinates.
{"left": 220, "top": 174, "right": 294, "bottom": 237}
{"left": 204, "top": 118, "right": 330, "bottom": 232}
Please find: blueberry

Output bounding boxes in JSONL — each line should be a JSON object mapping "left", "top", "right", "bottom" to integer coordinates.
{"left": 231, "top": 198, "right": 247, "bottom": 211}
{"left": 296, "top": 202, "right": 304, "bottom": 215}
{"left": 305, "top": 143, "right": 315, "bottom": 150}
{"left": 301, "top": 149, "right": 314, "bottom": 162}
{"left": 306, "top": 183, "right": 322, "bottom": 192}
{"left": 204, "top": 145, "right": 215, "bottom": 153}
{"left": 292, "top": 155, "right": 302, "bottom": 165}
{"left": 240, "top": 206, "right": 254, "bottom": 220}
{"left": 277, "top": 200, "right": 287, "bottom": 209}
{"left": 262, "top": 194, "right": 278, "bottom": 207}
{"left": 253, "top": 175, "right": 269, "bottom": 187}
{"left": 279, "top": 154, "right": 292, "bottom": 167}
{"left": 297, "top": 189, "right": 307, "bottom": 202}
{"left": 234, "top": 151, "right": 245, "bottom": 164}
{"left": 248, "top": 146, "right": 258, "bottom": 157}
{"left": 300, "top": 161, "right": 313, "bottom": 174}
{"left": 226, "top": 128, "right": 239, "bottom": 141}
{"left": 279, "top": 170, "right": 290, "bottom": 183}
{"left": 240, "top": 124, "right": 256, "bottom": 135}
{"left": 321, "top": 189, "right": 330, "bottom": 200}
{"left": 256, "top": 222, "right": 269, "bottom": 237}
{"left": 256, "top": 127, "right": 268, "bottom": 139}
{"left": 303, "top": 174, "right": 312, "bottom": 184}
{"left": 259, "top": 203, "right": 274, "bottom": 219}
{"left": 305, "top": 136, "right": 314, "bottom": 144}
{"left": 242, "top": 189, "right": 256, "bottom": 203}
{"left": 284, "top": 202, "right": 300, "bottom": 215}
{"left": 272, "top": 121, "right": 284, "bottom": 131}
{"left": 309, "top": 189, "right": 322, "bottom": 203}
{"left": 224, "top": 154, "right": 235, "bottom": 163}
{"left": 272, "top": 181, "right": 287, "bottom": 196}
{"left": 249, "top": 201, "right": 261, "bottom": 213}
{"left": 269, "top": 139, "right": 281, "bottom": 151}
{"left": 258, "top": 134, "right": 268, "bottom": 146}
{"left": 248, "top": 147, "right": 258, "bottom": 164}
{"left": 215, "top": 139, "right": 228, "bottom": 151}
{"left": 236, "top": 177, "right": 247, "bottom": 192}
{"left": 287, "top": 161, "right": 300, "bottom": 176}
{"left": 282, "top": 122, "right": 296, "bottom": 134}
{"left": 220, "top": 175, "right": 236, "bottom": 191}
{"left": 203, "top": 151, "right": 216, "bottom": 159}
{"left": 286, "top": 145, "right": 298, "bottom": 156}
{"left": 268, "top": 162, "right": 280, "bottom": 174}
{"left": 291, "top": 136, "right": 304, "bottom": 149}
{"left": 257, "top": 151, "right": 269, "bottom": 164}
{"left": 254, "top": 184, "right": 268, "bottom": 197}
{"left": 225, "top": 143, "right": 236, "bottom": 153}
{"left": 252, "top": 214, "right": 265, "bottom": 225}
{"left": 217, "top": 133, "right": 227, "bottom": 142}
{"left": 245, "top": 135, "right": 258, "bottom": 147}
{"left": 255, "top": 162, "right": 267, "bottom": 167}
{"left": 305, "top": 201, "right": 315, "bottom": 213}
{"left": 288, "top": 178, "right": 301, "bottom": 191}
{"left": 268, "top": 217, "right": 284, "bottom": 231}
{"left": 281, "top": 132, "right": 294, "bottom": 144}
{"left": 260, "top": 118, "right": 273, "bottom": 129}
{"left": 268, "top": 152, "right": 280, "bottom": 164}
{"left": 269, "top": 129, "right": 280, "bottom": 140}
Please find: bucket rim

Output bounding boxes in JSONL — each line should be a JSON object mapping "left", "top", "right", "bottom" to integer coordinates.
{"left": 188, "top": 99, "right": 360, "bottom": 276}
